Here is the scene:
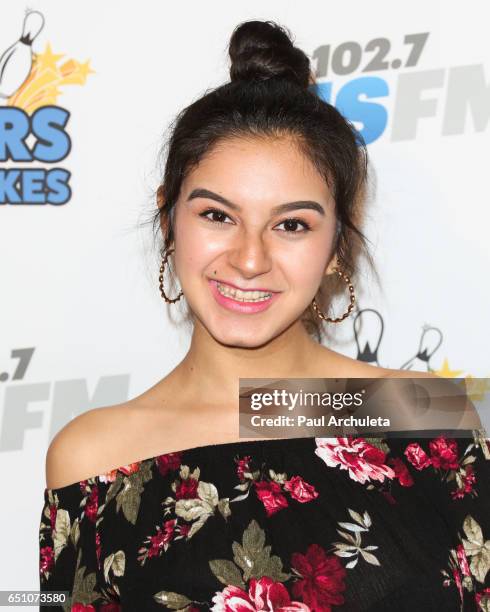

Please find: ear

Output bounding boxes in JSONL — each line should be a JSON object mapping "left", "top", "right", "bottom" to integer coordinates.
{"left": 324, "top": 253, "right": 339, "bottom": 276}
{"left": 156, "top": 184, "right": 165, "bottom": 210}
{"left": 156, "top": 184, "right": 173, "bottom": 247}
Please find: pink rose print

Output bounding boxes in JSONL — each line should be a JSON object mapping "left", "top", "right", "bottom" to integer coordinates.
{"left": 290, "top": 543, "right": 346, "bottom": 611}
{"left": 407, "top": 437, "right": 481, "bottom": 500}
{"left": 283, "top": 476, "right": 319, "bottom": 503}
{"left": 79, "top": 480, "right": 90, "bottom": 495}
{"left": 156, "top": 451, "right": 183, "bottom": 477}
{"left": 254, "top": 480, "right": 289, "bottom": 516}
{"left": 387, "top": 457, "right": 413, "bottom": 487}
{"left": 441, "top": 518, "right": 485, "bottom": 602}
{"left": 475, "top": 588, "right": 490, "bottom": 609}
{"left": 118, "top": 462, "right": 141, "bottom": 476}
{"left": 211, "top": 576, "right": 310, "bottom": 611}
{"left": 84, "top": 485, "right": 98, "bottom": 523}
{"left": 177, "top": 523, "right": 191, "bottom": 538}
{"left": 39, "top": 545, "right": 54, "bottom": 576}
{"left": 175, "top": 477, "right": 199, "bottom": 499}
{"left": 98, "top": 461, "right": 141, "bottom": 484}
{"left": 232, "top": 455, "right": 319, "bottom": 516}
{"left": 456, "top": 544, "right": 471, "bottom": 578}
{"left": 404, "top": 442, "right": 431, "bottom": 470}
{"left": 451, "top": 464, "right": 477, "bottom": 500}
{"left": 451, "top": 563, "right": 464, "bottom": 601}
{"left": 49, "top": 503, "right": 57, "bottom": 533}
{"left": 315, "top": 437, "right": 395, "bottom": 484}
{"left": 137, "top": 516, "right": 179, "bottom": 565}
{"left": 236, "top": 455, "right": 252, "bottom": 482}
{"left": 98, "top": 468, "right": 119, "bottom": 483}
{"left": 249, "top": 577, "right": 310, "bottom": 610}
{"left": 146, "top": 518, "right": 177, "bottom": 559}
{"left": 428, "top": 437, "right": 459, "bottom": 470}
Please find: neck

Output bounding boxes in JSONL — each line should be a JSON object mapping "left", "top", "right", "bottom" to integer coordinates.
{"left": 172, "top": 318, "right": 329, "bottom": 405}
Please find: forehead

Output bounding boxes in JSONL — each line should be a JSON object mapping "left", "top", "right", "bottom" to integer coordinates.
{"left": 183, "top": 135, "right": 332, "bottom": 202}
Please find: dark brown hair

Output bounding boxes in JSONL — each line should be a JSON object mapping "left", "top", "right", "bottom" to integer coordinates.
{"left": 147, "top": 20, "right": 376, "bottom": 342}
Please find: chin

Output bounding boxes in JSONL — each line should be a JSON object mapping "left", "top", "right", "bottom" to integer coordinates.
{"left": 210, "top": 325, "right": 276, "bottom": 349}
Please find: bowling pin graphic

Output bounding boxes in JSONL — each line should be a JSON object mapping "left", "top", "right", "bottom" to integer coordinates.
{"left": 400, "top": 324, "right": 443, "bottom": 371}
{"left": 0, "top": 10, "right": 45, "bottom": 103}
{"left": 353, "top": 308, "right": 384, "bottom": 366}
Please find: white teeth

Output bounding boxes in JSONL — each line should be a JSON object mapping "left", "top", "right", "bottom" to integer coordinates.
{"left": 216, "top": 282, "right": 272, "bottom": 302}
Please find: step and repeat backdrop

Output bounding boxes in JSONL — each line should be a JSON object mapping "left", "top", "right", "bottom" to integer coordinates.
{"left": 0, "top": 0, "right": 489, "bottom": 596}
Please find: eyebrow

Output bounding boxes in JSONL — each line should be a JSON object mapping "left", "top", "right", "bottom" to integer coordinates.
{"left": 186, "top": 187, "right": 325, "bottom": 216}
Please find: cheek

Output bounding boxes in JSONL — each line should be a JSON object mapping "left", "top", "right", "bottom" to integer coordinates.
{"left": 173, "top": 222, "right": 221, "bottom": 278}
{"left": 275, "top": 239, "right": 329, "bottom": 289}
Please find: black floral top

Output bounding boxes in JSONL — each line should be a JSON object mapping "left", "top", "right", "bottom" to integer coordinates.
{"left": 39, "top": 432, "right": 490, "bottom": 611}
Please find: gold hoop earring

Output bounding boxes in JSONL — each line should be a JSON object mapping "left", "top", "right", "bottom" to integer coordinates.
{"left": 159, "top": 247, "right": 183, "bottom": 303}
{"left": 311, "top": 267, "right": 355, "bottom": 323}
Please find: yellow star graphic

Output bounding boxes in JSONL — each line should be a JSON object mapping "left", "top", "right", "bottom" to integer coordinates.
{"left": 36, "top": 42, "right": 65, "bottom": 70}
{"left": 8, "top": 41, "right": 94, "bottom": 112}
{"left": 79, "top": 60, "right": 96, "bottom": 80}
{"left": 433, "top": 358, "right": 465, "bottom": 378}
{"left": 461, "top": 375, "right": 490, "bottom": 402}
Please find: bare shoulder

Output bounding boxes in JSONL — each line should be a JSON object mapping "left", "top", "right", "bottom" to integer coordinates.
{"left": 342, "top": 358, "right": 439, "bottom": 379}
{"left": 323, "top": 351, "right": 439, "bottom": 379}
{"left": 381, "top": 367, "right": 440, "bottom": 379}
{"left": 321, "top": 356, "right": 482, "bottom": 428}
{"left": 45, "top": 402, "right": 140, "bottom": 490}
{"left": 381, "top": 367, "right": 484, "bottom": 429}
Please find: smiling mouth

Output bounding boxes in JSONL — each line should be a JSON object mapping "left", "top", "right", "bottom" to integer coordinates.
{"left": 215, "top": 281, "right": 273, "bottom": 302}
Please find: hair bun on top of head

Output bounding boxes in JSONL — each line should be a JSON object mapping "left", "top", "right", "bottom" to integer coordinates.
{"left": 229, "top": 20, "right": 311, "bottom": 89}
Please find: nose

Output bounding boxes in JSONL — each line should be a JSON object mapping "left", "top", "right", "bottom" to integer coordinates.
{"left": 227, "top": 230, "right": 273, "bottom": 278}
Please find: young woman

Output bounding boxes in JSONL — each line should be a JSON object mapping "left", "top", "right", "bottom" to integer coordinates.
{"left": 39, "top": 20, "right": 489, "bottom": 611}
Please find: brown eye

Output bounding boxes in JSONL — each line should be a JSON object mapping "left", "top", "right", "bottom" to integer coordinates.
{"left": 275, "top": 218, "right": 312, "bottom": 233}
{"left": 199, "top": 208, "right": 232, "bottom": 225}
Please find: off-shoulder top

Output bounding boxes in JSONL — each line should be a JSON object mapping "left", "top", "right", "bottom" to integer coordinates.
{"left": 39, "top": 432, "right": 490, "bottom": 611}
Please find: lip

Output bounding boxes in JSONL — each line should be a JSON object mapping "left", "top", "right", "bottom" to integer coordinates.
{"left": 208, "top": 279, "right": 281, "bottom": 314}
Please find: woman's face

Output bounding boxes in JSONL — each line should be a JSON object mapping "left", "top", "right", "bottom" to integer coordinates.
{"left": 170, "top": 135, "right": 338, "bottom": 347}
